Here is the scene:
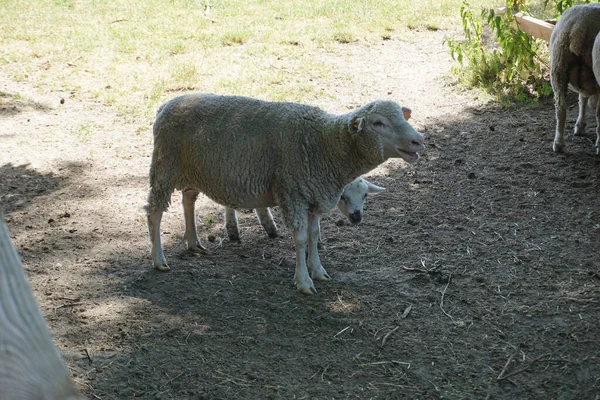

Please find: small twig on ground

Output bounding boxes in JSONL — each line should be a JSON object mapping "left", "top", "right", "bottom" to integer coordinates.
{"left": 359, "top": 360, "right": 410, "bottom": 368}
{"left": 321, "top": 365, "right": 330, "bottom": 382}
{"left": 439, "top": 273, "right": 454, "bottom": 320}
{"left": 497, "top": 353, "right": 553, "bottom": 381}
{"left": 86, "top": 384, "right": 102, "bottom": 400}
{"left": 84, "top": 348, "right": 93, "bottom": 363}
{"left": 381, "top": 326, "right": 400, "bottom": 347}
{"left": 402, "top": 266, "right": 429, "bottom": 273}
{"left": 54, "top": 302, "right": 84, "bottom": 310}
{"left": 497, "top": 351, "right": 518, "bottom": 380}
{"left": 401, "top": 305, "right": 413, "bottom": 319}
{"left": 162, "top": 371, "right": 185, "bottom": 389}
{"left": 333, "top": 326, "right": 352, "bottom": 338}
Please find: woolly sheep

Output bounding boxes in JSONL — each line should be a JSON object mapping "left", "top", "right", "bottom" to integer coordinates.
{"left": 594, "top": 32, "right": 600, "bottom": 107}
{"left": 550, "top": 4, "right": 600, "bottom": 153}
{"left": 145, "top": 93, "right": 425, "bottom": 295}
{"left": 224, "top": 177, "right": 386, "bottom": 241}
{"left": 0, "top": 218, "right": 83, "bottom": 400}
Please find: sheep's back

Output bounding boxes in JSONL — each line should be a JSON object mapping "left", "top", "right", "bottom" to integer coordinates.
{"left": 152, "top": 94, "right": 329, "bottom": 208}
{"left": 551, "top": 4, "right": 600, "bottom": 61}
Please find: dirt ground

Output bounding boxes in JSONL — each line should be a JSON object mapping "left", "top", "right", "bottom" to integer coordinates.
{"left": 1, "top": 30, "right": 599, "bottom": 400}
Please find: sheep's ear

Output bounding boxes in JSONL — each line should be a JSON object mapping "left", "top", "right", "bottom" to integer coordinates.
{"left": 365, "top": 180, "right": 385, "bottom": 194}
{"left": 402, "top": 107, "right": 412, "bottom": 121}
{"left": 351, "top": 117, "right": 365, "bottom": 132}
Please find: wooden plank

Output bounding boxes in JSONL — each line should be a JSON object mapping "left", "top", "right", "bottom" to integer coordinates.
{"left": 495, "top": 8, "right": 555, "bottom": 42}
{"left": 514, "top": 12, "right": 555, "bottom": 41}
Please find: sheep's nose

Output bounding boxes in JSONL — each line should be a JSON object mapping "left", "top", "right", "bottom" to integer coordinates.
{"left": 411, "top": 137, "right": 425, "bottom": 150}
{"left": 348, "top": 211, "right": 362, "bottom": 224}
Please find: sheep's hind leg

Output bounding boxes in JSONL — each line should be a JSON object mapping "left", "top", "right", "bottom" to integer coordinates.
{"left": 255, "top": 208, "right": 278, "bottom": 238}
{"left": 552, "top": 74, "right": 568, "bottom": 153}
{"left": 307, "top": 214, "right": 330, "bottom": 281}
{"left": 595, "top": 96, "right": 600, "bottom": 154}
{"left": 574, "top": 94, "right": 588, "bottom": 136}
{"left": 147, "top": 208, "right": 170, "bottom": 271}
{"left": 225, "top": 207, "right": 240, "bottom": 241}
{"left": 182, "top": 188, "right": 207, "bottom": 254}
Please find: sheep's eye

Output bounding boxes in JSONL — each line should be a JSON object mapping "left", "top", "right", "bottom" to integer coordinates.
{"left": 340, "top": 196, "right": 348, "bottom": 203}
{"left": 373, "top": 121, "right": 385, "bottom": 128}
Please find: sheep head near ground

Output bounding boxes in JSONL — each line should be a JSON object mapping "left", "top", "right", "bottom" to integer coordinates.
{"left": 337, "top": 178, "right": 385, "bottom": 224}
{"left": 226, "top": 177, "right": 386, "bottom": 241}
{"left": 145, "top": 94, "right": 424, "bottom": 294}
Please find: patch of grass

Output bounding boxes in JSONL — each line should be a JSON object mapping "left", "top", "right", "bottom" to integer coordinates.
{"left": 0, "top": 0, "right": 496, "bottom": 127}
{"left": 203, "top": 213, "right": 217, "bottom": 228}
{"left": 221, "top": 30, "right": 251, "bottom": 46}
{"left": 74, "top": 124, "right": 93, "bottom": 143}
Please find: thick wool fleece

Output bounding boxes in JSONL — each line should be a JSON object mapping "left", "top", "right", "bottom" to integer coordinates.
{"left": 149, "top": 94, "right": 394, "bottom": 229}
{"left": 550, "top": 4, "right": 600, "bottom": 153}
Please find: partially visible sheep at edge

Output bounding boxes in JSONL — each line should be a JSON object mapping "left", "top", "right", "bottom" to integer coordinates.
{"left": 550, "top": 3, "right": 600, "bottom": 154}
{"left": 0, "top": 217, "right": 84, "bottom": 400}
{"left": 224, "top": 177, "right": 386, "bottom": 242}
{"left": 145, "top": 93, "right": 425, "bottom": 295}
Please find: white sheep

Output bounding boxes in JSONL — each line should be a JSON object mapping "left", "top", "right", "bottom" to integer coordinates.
{"left": 550, "top": 4, "right": 600, "bottom": 153}
{"left": 0, "top": 218, "right": 83, "bottom": 400}
{"left": 594, "top": 31, "right": 600, "bottom": 109}
{"left": 145, "top": 93, "right": 424, "bottom": 295}
{"left": 224, "top": 177, "right": 386, "bottom": 241}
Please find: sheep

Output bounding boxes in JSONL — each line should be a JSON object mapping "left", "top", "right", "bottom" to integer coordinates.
{"left": 145, "top": 93, "right": 425, "bottom": 295}
{"left": 0, "top": 217, "right": 83, "bottom": 400}
{"left": 224, "top": 177, "right": 386, "bottom": 241}
{"left": 594, "top": 33, "right": 600, "bottom": 110}
{"left": 550, "top": 4, "right": 600, "bottom": 154}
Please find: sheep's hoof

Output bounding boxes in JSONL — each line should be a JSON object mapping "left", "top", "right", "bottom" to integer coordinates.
{"left": 574, "top": 125, "right": 586, "bottom": 136}
{"left": 155, "top": 264, "right": 171, "bottom": 272}
{"left": 298, "top": 286, "right": 318, "bottom": 295}
{"left": 266, "top": 230, "right": 278, "bottom": 238}
{"left": 553, "top": 141, "right": 565, "bottom": 153}
{"left": 313, "top": 272, "right": 331, "bottom": 282}
{"left": 189, "top": 245, "right": 208, "bottom": 254}
{"left": 311, "top": 267, "right": 331, "bottom": 281}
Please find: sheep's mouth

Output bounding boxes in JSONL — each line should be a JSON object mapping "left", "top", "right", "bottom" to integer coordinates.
{"left": 397, "top": 148, "right": 420, "bottom": 163}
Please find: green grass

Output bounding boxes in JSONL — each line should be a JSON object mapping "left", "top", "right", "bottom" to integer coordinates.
{"left": 0, "top": 0, "right": 498, "bottom": 124}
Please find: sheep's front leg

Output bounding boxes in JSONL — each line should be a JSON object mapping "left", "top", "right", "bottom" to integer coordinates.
{"left": 574, "top": 94, "right": 588, "bottom": 136}
{"left": 292, "top": 218, "right": 316, "bottom": 295}
{"left": 255, "top": 208, "right": 278, "bottom": 238}
{"left": 307, "top": 214, "right": 330, "bottom": 281}
{"left": 182, "top": 188, "right": 207, "bottom": 253}
{"left": 147, "top": 208, "right": 169, "bottom": 271}
{"left": 225, "top": 207, "right": 241, "bottom": 241}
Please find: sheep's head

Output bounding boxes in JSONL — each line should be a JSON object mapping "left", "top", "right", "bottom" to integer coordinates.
{"left": 351, "top": 101, "right": 425, "bottom": 163}
{"left": 337, "top": 178, "right": 385, "bottom": 224}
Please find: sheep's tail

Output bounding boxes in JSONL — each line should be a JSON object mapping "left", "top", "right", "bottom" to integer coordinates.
{"left": 156, "top": 103, "right": 167, "bottom": 117}
{"left": 145, "top": 143, "right": 175, "bottom": 215}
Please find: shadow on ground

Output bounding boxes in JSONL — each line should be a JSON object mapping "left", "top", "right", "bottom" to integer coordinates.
{"left": 35, "top": 98, "right": 599, "bottom": 400}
